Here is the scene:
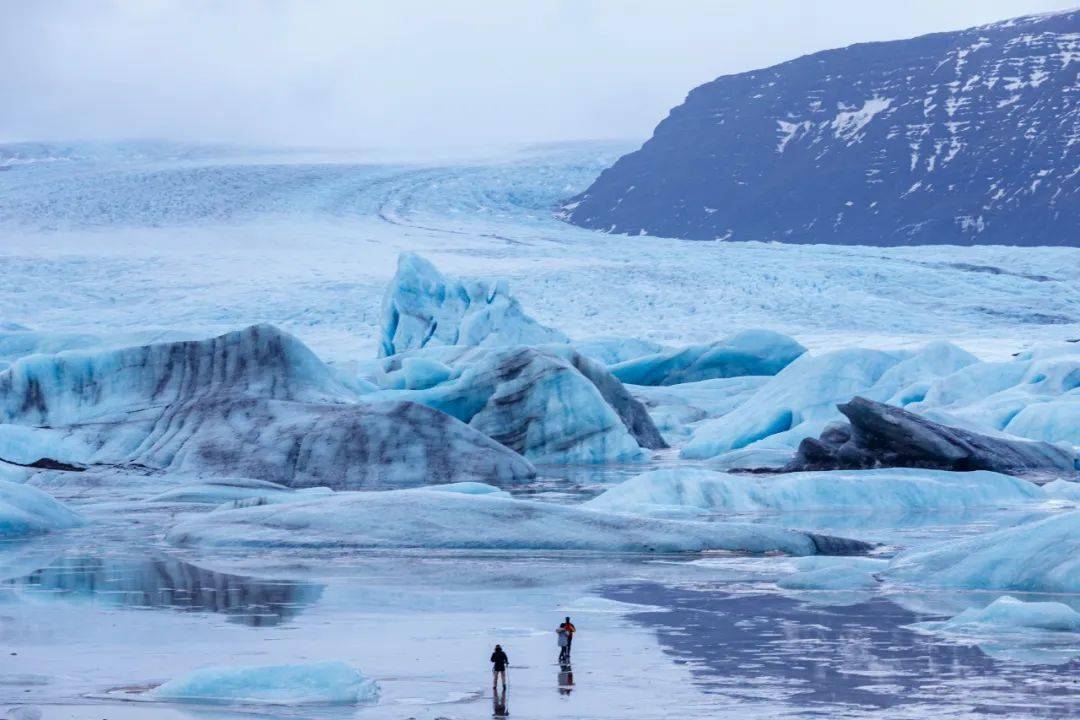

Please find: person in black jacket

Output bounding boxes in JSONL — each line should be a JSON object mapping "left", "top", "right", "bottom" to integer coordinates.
{"left": 490, "top": 644, "right": 509, "bottom": 690}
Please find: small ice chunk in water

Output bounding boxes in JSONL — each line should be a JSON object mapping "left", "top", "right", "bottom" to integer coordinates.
{"left": 0, "top": 477, "right": 81, "bottom": 538}
{"left": 150, "top": 661, "right": 379, "bottom": 706}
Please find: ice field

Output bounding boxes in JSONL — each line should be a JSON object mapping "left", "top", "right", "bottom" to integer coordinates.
{"left": 1, "top": 141, "right": 1079, "bottom": 719}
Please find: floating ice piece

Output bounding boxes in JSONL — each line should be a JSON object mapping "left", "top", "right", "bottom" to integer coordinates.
{"left": 410, "top": 482, "right": 510, "bottom": 497}
{"left": 912, "top": 352, "right": 1080, "bottom": 446}
{"left": 167, "top": 489, "right": 873, "bottom": 556}
{"left": 0, "top": 478, "right": 81, "bottom": 538}
{"left": 922, "top": 596, "right": 1080, "bottom": 633}
{"left": 777, "top": 556, "right": 888, "bottom": 590}
{"left": 380, "top": 357, "right": 454, "bottom": 390}
{"left": 150, "top": 661, "right": 378, "bottom": 706}
{"left": 609, "top": 330, "right": 805, "bottom": 386}
{"left": 374, "top": 346, "right": 664, "bottom": 464}
{"left": 886, "top": 511, "right": 1080, "bottom": 592}
{"left": 631, "top": 376, "right": 769, "bottom": 441}
{"left": 146, "top": 478, "right": 307, "bottom": 505}
{"left": 570, "top": 337, "right": 667, "bottom": 365}
{"left": 682, "top": 343, "right": 978, "bottom": 460}
{"left": 1043, "top": 479, "right": 1080, "bottom": 502}
{"left": 908, "top": 596, "right": 1080, "bottom": 665}
{"left": 0, "top": 327, "right": 201, "bottom": 368}
{"left": 0, "top": 326, "right": 536, "bottom": 489}
{"left": 378, "top": 253, "right": 567, "bottom": 357}
{"left": 786, "top": 396, "right": 1076, "bottom": 475}
{"left": 585, "top": 467, "right": 1044, "bottom": 516}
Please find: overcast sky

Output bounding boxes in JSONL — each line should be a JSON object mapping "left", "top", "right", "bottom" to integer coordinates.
{"left": 2, "top": 1, "right": 1074, "bottom": 149}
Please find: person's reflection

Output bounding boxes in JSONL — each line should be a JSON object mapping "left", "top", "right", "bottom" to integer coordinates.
{"left": 492, "top": 686, "right": 509, "bottom": 717}
{"left": 557, "top": 663, "right": 575, "bottom": 695}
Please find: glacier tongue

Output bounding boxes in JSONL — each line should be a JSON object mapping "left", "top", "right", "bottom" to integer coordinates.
{"left": 378, "top": 252, "right": 567, "bottom": 357}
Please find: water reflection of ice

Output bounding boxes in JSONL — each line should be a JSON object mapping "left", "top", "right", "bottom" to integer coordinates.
{"left": 608, "top": 582, "right": 1080, "bottom": 718}
{"left": 1, "top": 554, "right": 323, "bottom": 626}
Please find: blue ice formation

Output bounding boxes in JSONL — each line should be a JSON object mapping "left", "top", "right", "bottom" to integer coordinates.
{"left": 145, "top": 477, "right": 330, "bottom": 505}
{"left": 609, "top": 330, "right": 805, "bottom": 386}
{"left": 0, "top": 325, "right": 536, "bottom": 488}
{"left": 370, "top": 345, "right": 665, "bottom": 464}
{"left": 151, "top": 661, "right": 378, "bottom": 706}
{"left": 776, "top": 556, "right": 888, "bottom": 591}
{"left": 681, "top": 342, "right": 983, "bottom": 461}
{"left": 907, "top": 596, "right": 1080, "bottom": 665}
{"left": 0, "top": 476, "right": 81, "bottom": 538}
{"left": 167, "top": 488, "right": 872, "bottom": 556}
{"left": 585, "top": 467, "right": 1045, "bottom": 517}
{"left": 919, "top": 596, "right": 1080, "bottom": 634}
{"left": 378, "top": 253, "right": 567, "bottom": 357}
{"left": 885, "top": 511, "right": 1080, "bottom": 592}
{"left": 570, "top": 337, "right": 667, "bottom": 365}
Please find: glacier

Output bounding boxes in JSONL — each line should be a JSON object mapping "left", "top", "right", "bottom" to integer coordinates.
{"left": 608, "top": 330, "right": 805, "bottom": 386}
{"left": 150, "top": 661, "right": 378, "bottom": 706}
{"left": 166, "top": 488, "right": 873, "bottom": 555}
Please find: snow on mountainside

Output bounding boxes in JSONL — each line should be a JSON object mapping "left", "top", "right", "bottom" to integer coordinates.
{"left": 563, "top": 10, "right": 1080, "bottom": 246}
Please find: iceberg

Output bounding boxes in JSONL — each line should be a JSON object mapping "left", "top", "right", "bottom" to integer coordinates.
{"left": 885, "top": 511, "right": 1080, "bottom": 592}
{"left": 609, "top": 330, "right": 805, "bottom": 386}
{"left": 0, "top": 326, "right": 537, "bottom": 488}
{"left": 570, "top": 337, "right": 667, "bottom": 365}
{"left": 631, "top": 376, "right": 769, "bottom": 441}
{"left": 908, "top": 596, "right": 1080, "bottom": 665}
{"left": 682, "top": 343, "right": 979, "bottom": 461}
{"left": 372, "top": 346, "right": 664, "bottom": 464}
{"left": 145, "top": 477, "right": 327, "bottom": 505}
{"left": 919, "top": 596, "right": 1080, "bottom": 634}
{"left": 150, "top": 661, "right": 378, "bottom": 706}
{"left": 776, "top": 556, "right": 888, "bottom": 590}
{"left": 0, "top": 478, "right": 81, "bottom": 538}
{"left": 911, "top": 352, "right": 1080, "bottom": 446}
{"left": 378, "top": 253, "right": 567, "bottom": 357}
{"left": 585, "top": 467, "right": 1044, "bottom": 516}
{"left": 786, "top": 396, "right": 1076, "bottom": 475}
{"left": 1043, "top": 479, "right": 1080, "bottom": 502}
{"left": 167, "top": 489, "right": 873, "bottom": 556}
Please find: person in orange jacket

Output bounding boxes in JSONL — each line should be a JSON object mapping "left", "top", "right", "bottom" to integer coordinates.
{"left": 558, "top": 617, "right": 576, "bottom": 660}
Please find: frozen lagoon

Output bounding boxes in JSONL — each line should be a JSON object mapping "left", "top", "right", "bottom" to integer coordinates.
{"left": 1, "top": 141, "right": 1079, "bottom": 719}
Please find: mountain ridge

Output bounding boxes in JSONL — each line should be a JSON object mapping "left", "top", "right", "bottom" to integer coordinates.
{"left": 561, "top": 9, "right": 1080, "bottom": 246}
